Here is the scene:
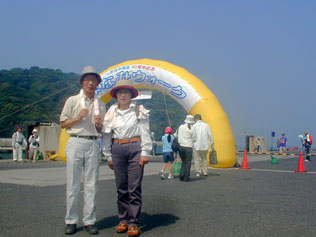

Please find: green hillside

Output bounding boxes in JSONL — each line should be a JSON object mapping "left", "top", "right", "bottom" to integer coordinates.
{"left": 0, "top": 67, "right": 186, "bottom": 139}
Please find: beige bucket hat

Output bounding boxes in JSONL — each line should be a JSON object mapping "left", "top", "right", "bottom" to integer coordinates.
{"left": 184, "top": 115, "right": 195, "bottom": 124}
{"left": 79, "top": 66, "right": 101, "bottom": 84}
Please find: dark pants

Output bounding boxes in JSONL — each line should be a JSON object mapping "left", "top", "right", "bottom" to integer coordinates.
{"left": 178, "top": 146, "right": 193, "bottom": 182}
{"left": 305, "top": 145, "right": 311, "bottom": 161}
{"left": 112, "top": 140, "right": 144, "bottom": 226}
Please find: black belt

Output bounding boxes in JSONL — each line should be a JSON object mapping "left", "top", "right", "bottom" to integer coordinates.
{"left": 70, "top": 135, "right": 97, "bottom": 140}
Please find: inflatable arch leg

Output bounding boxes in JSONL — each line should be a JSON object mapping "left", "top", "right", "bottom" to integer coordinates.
{"left": 57, "top": 59, "right": 236, "bottom": 168}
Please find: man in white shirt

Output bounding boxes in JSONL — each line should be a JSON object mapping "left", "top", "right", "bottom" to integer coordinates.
{"left": 192, "top": 114, "right": 214, "bottom": 177}
{"left": 60, "top": 66, "right": 106, "bottom": 235}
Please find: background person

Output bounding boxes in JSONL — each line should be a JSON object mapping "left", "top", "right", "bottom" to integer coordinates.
{"left": 60, "top": 66, "right": 106, "bottom": 235}
{"left": 97, "top": 134, "right": 104, "bottom": 162}
{"left": 303, "top": 131, "right": 312, "bottom": 162}
{"left": 177, "top": 115, "right": 195, "bottom": 182}
{"left": 298, "top": 135, "right": 305, "bottom": 151}
{"left": 276, "top": 138, "right": 281, "bottom": 152}
{"left": 151, "top": 131, "right": 157, "bottom": 156}
{"left": 102, "top": 80, "right": 152, "bottom": 237}
{"left": 255, "top": 137, "right": 261, "bottom": 152}
{"left": 11, "top": 125, "right": 27, "bottom": 162}
{"left": 159, "top": 127, "right": 176, "bottom": 180}
{"left": 28, "top": 128, "right": 40, "bottom": 162}
{"left": 279, "top": 134, "right": 287, "bottom": 154}
{"left": 192, "top": 114, "right": 214, "bottom": 177}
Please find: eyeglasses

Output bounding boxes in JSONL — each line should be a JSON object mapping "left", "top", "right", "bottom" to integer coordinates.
{"left": 83, "top": 78, "right": 99, "bottom": 83}
{"left": 116, "top": 89, "right": 132, "bottom": 95}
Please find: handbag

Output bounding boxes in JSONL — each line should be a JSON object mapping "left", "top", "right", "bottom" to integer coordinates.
{"left": 172, "top": 160, "right": 182, "bottom": 174}
{"left": 209, "top": 148, "right": 218, "bottom": 165}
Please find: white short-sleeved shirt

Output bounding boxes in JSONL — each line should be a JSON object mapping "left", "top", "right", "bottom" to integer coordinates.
{"left": 60, "top": 93, "right": 106, "bottom": 136}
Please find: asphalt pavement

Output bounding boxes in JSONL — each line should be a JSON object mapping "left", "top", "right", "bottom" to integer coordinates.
{"left": 1, "top": 154, "right": 316, "bottom": 237}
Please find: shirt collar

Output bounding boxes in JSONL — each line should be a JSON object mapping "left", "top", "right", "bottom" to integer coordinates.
{"left": 114, "top": 101, "right": 137, "bottom": 111}
{"left": 80, "top": 91, "right": 94, "bottom": 102}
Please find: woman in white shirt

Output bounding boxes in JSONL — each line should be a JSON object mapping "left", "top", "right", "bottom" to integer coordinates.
{"left": 177, "top": 115, "right": 195, "bottom": 182}
{"left": 102, "top": 80, "right": 152, "bottom": 237}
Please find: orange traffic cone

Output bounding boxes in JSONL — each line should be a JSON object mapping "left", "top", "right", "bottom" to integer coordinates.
{"left": 295, "top": 151, "right": 307, "bottom": 173}
{"left": 240, "top": 150, "right": 250, "bottom": 169}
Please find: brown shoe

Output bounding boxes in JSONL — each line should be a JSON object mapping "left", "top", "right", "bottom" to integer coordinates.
{"left": 115, "top": 222, "right": 128, "bottom": 233}
{"left": 127, "top": 225, "right": 142, "bottom": 237}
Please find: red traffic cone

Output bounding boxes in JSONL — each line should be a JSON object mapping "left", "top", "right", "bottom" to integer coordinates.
{"left": 295, "top": 151, "right": 307, "bottom": 173}
{"left": 240, "top": 150, "right": 250, "bottom": 169}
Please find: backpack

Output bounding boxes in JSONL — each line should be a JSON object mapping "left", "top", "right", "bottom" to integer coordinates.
{"left": 309, "top": 135, "right": 313, "bottom": 145}
{"left": 171, "top": 137, "right": 179, "bottom": 153}
{"left": 171, "top": 129, "right": 179, "bottom": 152}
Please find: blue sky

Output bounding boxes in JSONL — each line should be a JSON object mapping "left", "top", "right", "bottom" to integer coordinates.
{"left": 1, "top": 0, "right": 315, "bottom": 147}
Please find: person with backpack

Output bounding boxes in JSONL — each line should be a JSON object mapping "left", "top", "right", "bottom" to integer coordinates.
{"left": 304, "top": 131, "right": 312, "bottom": 162}
{"left": 28, "top": 128, "right": 40, "bottom": 162}
{"left": 159, "top": 127, "right": 176, "bottom": 180}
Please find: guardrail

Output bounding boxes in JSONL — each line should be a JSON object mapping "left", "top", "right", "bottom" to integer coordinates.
{"left": 238, "top": 151, "right": 315, "bottom": 157}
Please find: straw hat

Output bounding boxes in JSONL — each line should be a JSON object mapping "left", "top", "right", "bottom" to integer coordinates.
{"left": 79, "top": 66, "right": 101, "bottom": 84}
{"left": 109, "top": 80, "right": 138, "bottom": 99}
{"left": 184, "top": 115, "right": 195, "bottom": 124}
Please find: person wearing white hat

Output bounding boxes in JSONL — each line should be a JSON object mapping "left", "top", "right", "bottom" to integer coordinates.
{"left": 102, "top": 79, "right": 152, "bottom": 237}
{"left": 28, "top": 128, "right": 40, "bottom": 162}
{"left": 175, "top": 115, "right": 195, "bottom": 182}
{"left": 60, "top": 66, "right": 106, "bottom": 235}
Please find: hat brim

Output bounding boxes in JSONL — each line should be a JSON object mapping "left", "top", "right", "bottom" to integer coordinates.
{"left": 79, "top": 73, "right": 101, "bottom": 84}
{"left": 184, "top": 119, "right": 194, "bottom": 124}
{"left": 110, "top": 85, "right": 138, "bottom": 99}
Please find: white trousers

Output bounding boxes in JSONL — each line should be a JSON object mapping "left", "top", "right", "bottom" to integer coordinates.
{"left": 13, "top": 143, "right": 23, "bottom": 161}
{"left": 29, "top": 147, "right": 38, "bottom": 161}
{"left": 65, "top": 137, "right": 99, "bottom": 225}
{"left": 193, "top": 149, "right": 208, "bottom": 175}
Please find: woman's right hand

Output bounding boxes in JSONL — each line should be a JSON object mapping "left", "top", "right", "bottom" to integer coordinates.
{"left": 108, "top": 160, "right": 113, "bottom": 169}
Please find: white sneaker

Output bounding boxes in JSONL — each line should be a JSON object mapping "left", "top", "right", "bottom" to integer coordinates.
{"left": 168, "top": 174, "right": 174, "bottom": 180}
{"left": 159, "top": 171, "right": 165, "bottom": 180}
{"left": 196, "top": 172, "right": 201, "bottom": 177}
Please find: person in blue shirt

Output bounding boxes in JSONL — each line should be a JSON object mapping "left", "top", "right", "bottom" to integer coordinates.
{"left": 159, "top": 127, "right": 176, "bottom": 180}
{"left": 279, "top": 134, "right": 287, "bottom": 154}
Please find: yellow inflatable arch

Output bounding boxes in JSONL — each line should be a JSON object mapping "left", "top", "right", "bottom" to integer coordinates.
{"left": 56, "top": 59, "right": 236, "bottom": 168}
